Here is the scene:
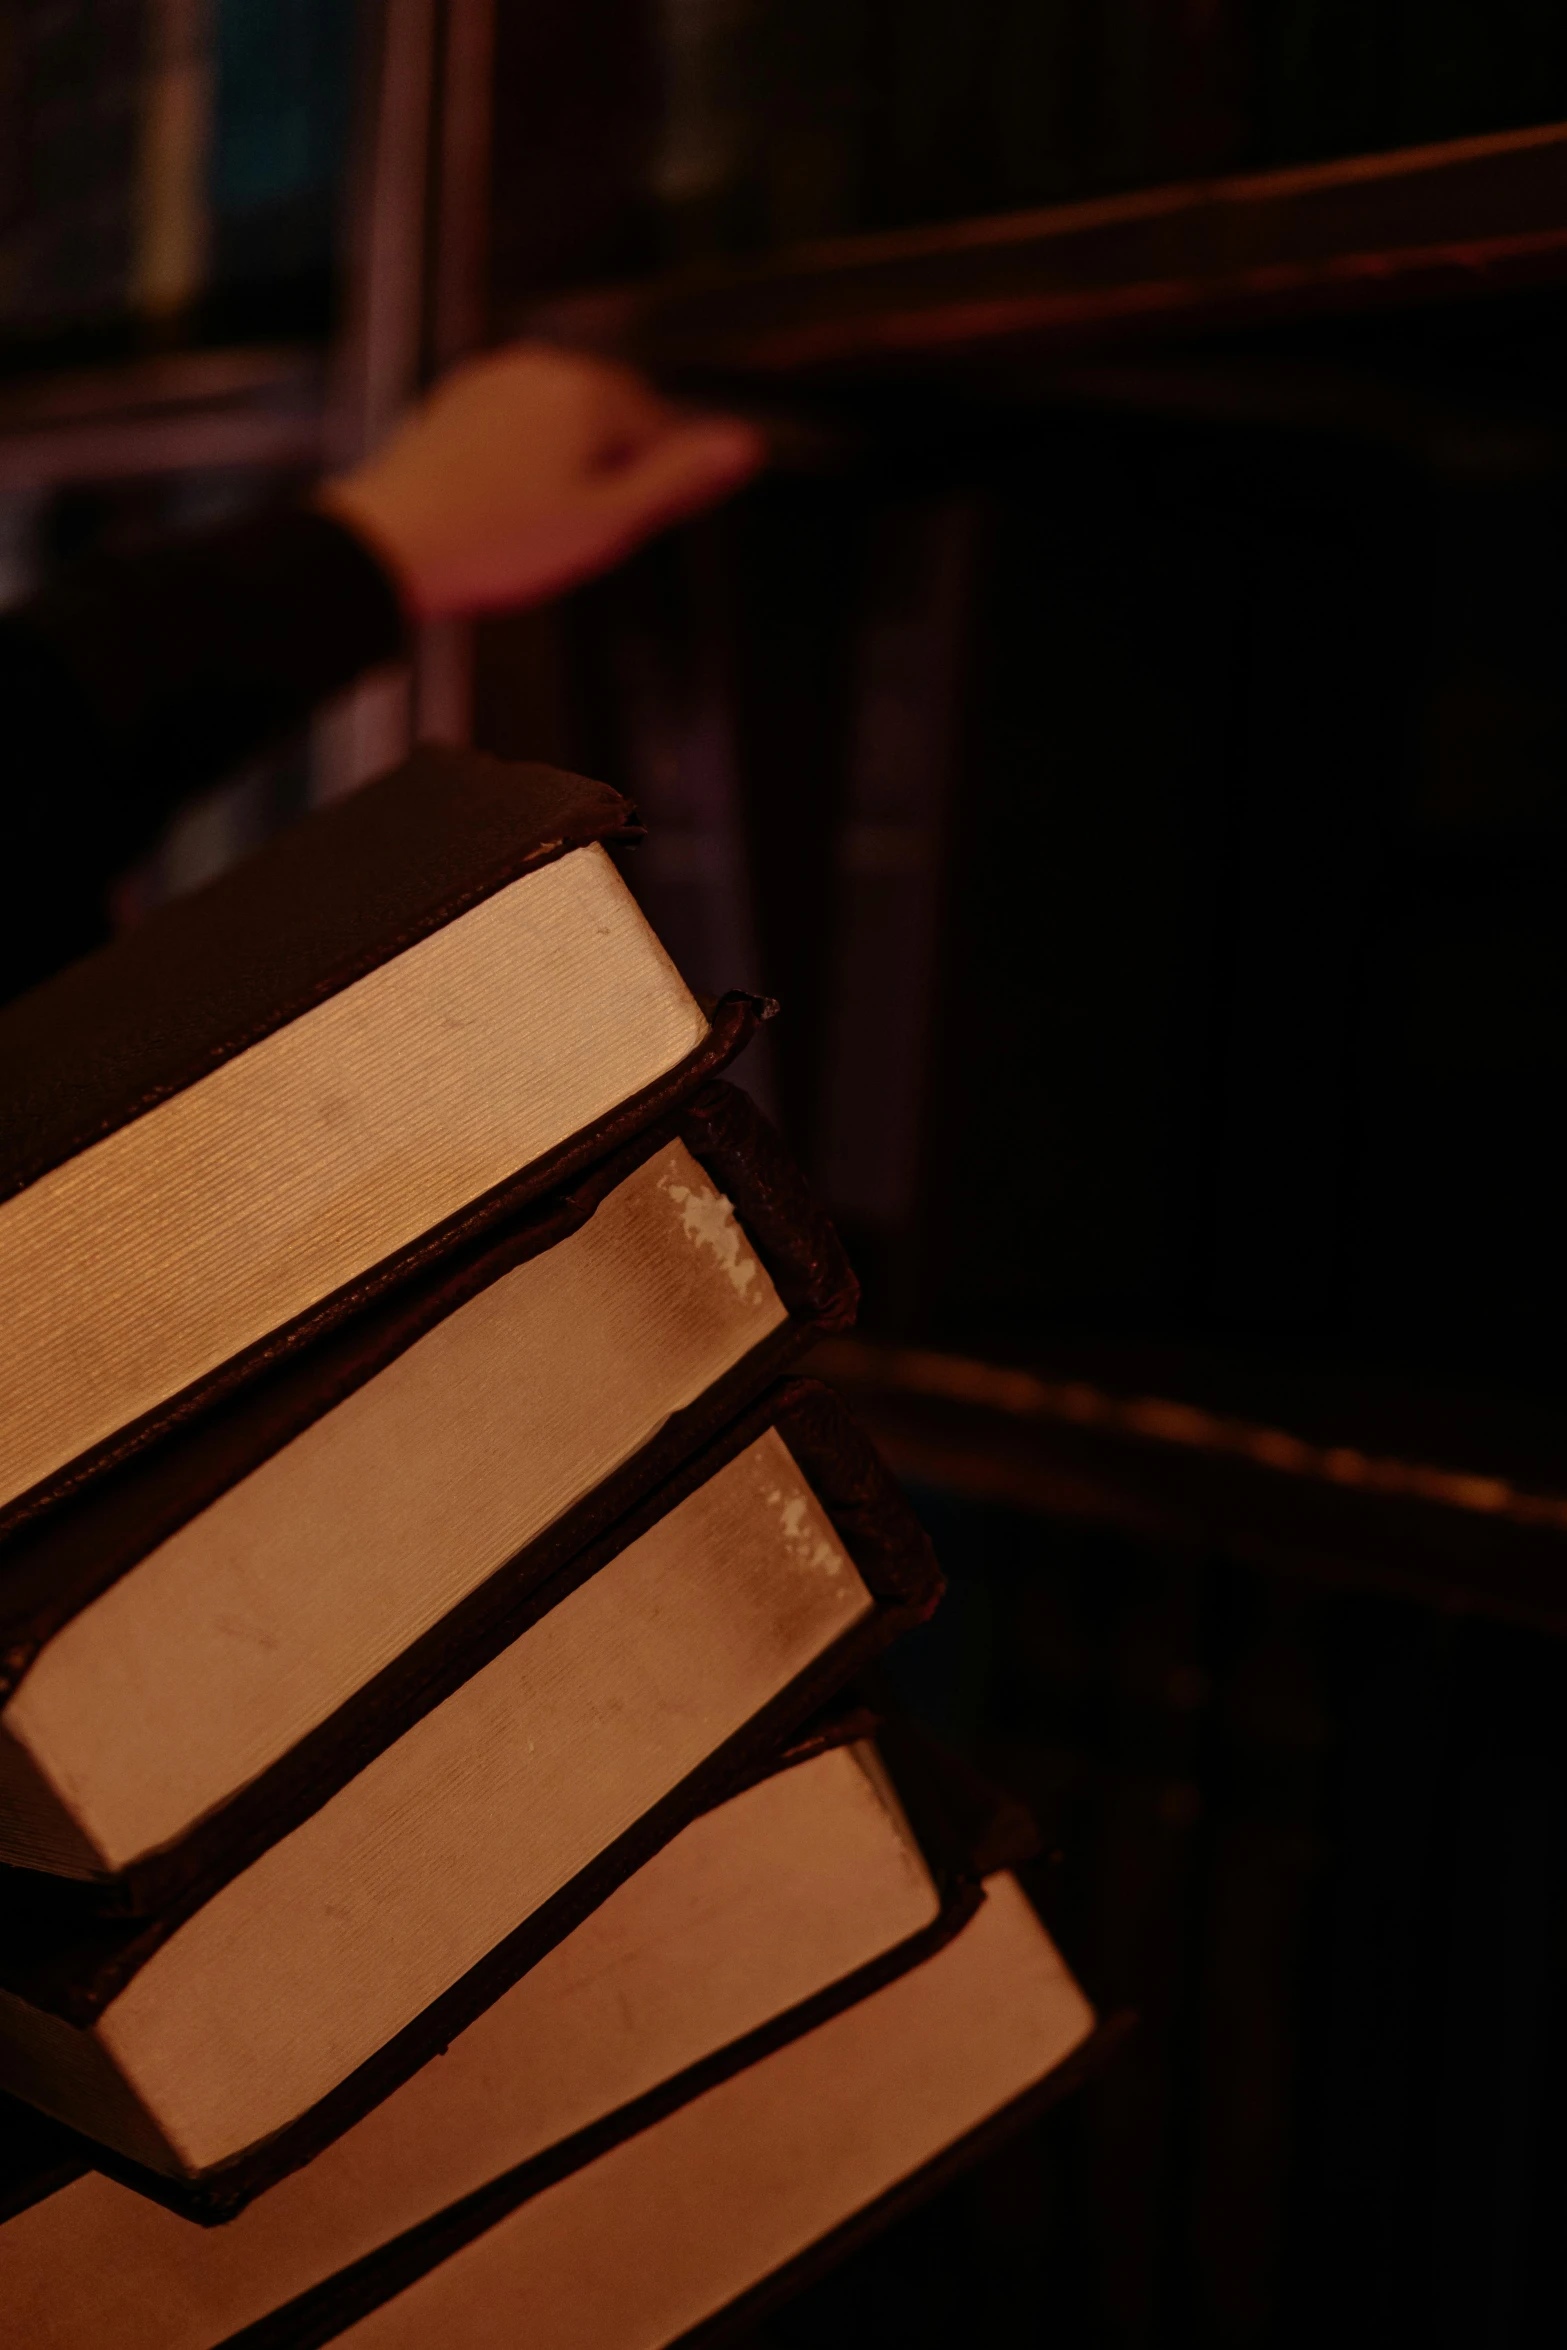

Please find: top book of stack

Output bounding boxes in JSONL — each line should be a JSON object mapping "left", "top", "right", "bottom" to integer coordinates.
{"left": 0, "top": 746, "right": 757, "bottom": 1544}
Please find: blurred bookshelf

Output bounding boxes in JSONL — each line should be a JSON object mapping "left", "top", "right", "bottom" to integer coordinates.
{"left": 0, "top": 2, "right": 358, "bottom": 377}
{"left": 9, "top": 13, "right": 1567, "bottom": 473}
{"left": 478, "top": 33, "right": 1567, "bottom": 2339}
{"left": 506, "top": 92, "right": 1567, "bottom": 1438}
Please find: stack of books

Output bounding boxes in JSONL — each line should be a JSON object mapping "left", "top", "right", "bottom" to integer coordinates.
{"left": 0, "top": 749, "right": 1104, "bottom": 2349}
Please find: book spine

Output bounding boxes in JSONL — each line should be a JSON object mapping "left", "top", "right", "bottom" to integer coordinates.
{"left": 1, "top": 0, "right": 143, "bottom": 338}
{"left": 135, "top": 0, "right": 212, "bottom": 323}
{"left": 613, "top": 530, "right": 779, "bottom": 1118}
{"left": 813, "top": 494, "right": 979, "bottom": 1235}
{"left": 649, "top": 0, "right": 761, "bottom": 261}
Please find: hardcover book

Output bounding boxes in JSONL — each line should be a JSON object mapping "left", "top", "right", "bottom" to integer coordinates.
{"left": 0, "top": 1383, "right": 942, "bottom": 2219}
{"left": 0, "top": 1719, "right": 1034, "bottom": 2349}
{"left": 0, "top": 1082, "right": 855, "bottom": 1912}
{"left": 10, "top": 1875, "right": 1104, "bottom": 2350}
{"left": 0, "top": 745, "right": 760, "bottom": 1539}
{"left": 318, "top": 1873, "right": 1102, "bottom": 2350}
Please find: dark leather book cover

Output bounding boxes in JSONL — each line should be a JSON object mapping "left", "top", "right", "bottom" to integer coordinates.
{"left": 0, "top": 2098, "right": 82, "bottom": 2233}
{"left": 0, "top": 1381, "right": 943, "bottom": 2223}
{"left": 0, "top": 743, "right": 763, "bottom": 1543}
{"left": 0, "top": 1082, "right": 856, "bottom": 1916}
{"left": 0, "top": 1718, "right": 1038, "bottom": 2345}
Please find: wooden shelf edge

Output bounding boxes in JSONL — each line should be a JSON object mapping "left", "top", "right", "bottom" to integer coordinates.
{"left": 809, "top": 1336, "right": 1567, "bottom": 1638}
{"left": 0, "top": 346, "right": 329, "bottom": 492}
{"left": 520, "top": 119, "right": 1567, "bottom": 383}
